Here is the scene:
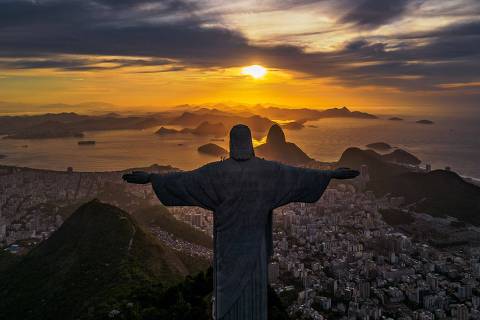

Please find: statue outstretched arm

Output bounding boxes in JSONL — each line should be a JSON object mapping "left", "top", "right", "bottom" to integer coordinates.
{"left": 123, "top": 168, "right": 218, "bottom": 210}
{"left": 270, "top": 164, "right": 360, "bottom": 209}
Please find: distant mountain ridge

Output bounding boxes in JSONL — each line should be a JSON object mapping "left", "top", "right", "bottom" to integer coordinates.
{"left": 0, "top": 112, "right": 167, "bottom": 138}
{"left": 3, "top": 120, "right": 84, "bottom": 139}
{"left": 0, "top": 105, "right": 377, "bottom": 139}
{"left": 168, "top": 111, "right": 274, "bottom": 134}
{"left": 254, "top": 106, "right": 377, "bottom": 121}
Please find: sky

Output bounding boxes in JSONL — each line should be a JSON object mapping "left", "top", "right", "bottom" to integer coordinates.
{"left": 0, "top": 0, "right": 479, "bottom": 113}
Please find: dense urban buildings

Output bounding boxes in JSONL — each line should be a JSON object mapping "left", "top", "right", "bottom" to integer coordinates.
{"left": 1, "top": 165, "right": 480, "bottom": 319}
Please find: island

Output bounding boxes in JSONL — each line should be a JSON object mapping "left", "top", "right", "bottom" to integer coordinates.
{"left": 197, "top": 143, "right": 228, "bottom": 157}
{"left": 389, "top": 117, "right": 403, "bottom": 121}
{"left": 416, "top": 119, "right": 434, "bottom": 125}
{"left": 185, "top": 121, "right": 227, "bottom": 137}
{"left": 78, "top": 140, "right": 96, "bottom": 146}
{"left": 156, "top": 127, "right": 180, "bottom": 136}
{"left": 281, "top": 121, "right": 304, "bottom": 130}
{"left": 366, "top": 142, "right": 392, "bottom": 151}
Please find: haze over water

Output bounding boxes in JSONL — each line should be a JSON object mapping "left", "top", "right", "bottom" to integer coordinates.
{"left": 1, "top": 115, "right": 479, "bottom": 179}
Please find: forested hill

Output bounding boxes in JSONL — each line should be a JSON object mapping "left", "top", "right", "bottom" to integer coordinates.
{"left": 0, "top": 200, "right": 209, "bottom": 319}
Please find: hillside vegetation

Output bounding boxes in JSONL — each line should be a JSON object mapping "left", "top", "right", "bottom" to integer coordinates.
{"left": 132, "top": 205, "right": 213, "bottom": 249}
{"left": 0, "top": 200, "right": 208, "bottom": 319}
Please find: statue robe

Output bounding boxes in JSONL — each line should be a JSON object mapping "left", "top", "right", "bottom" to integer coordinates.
{"left": 150, "top": 157, "right": 331, "bottom": 319}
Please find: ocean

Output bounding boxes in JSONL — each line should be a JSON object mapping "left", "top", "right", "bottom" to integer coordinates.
{"left": 0, "top": 116, "right": 479, "bottom": 179}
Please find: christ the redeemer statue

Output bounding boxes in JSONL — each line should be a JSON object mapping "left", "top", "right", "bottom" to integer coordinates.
{"left": 123, "top": 124, "right": 359, "bottom": 320}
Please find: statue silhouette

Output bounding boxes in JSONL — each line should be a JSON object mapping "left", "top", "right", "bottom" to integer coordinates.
{"left": 123, "top": 124, "right": 359, "bottom": 320}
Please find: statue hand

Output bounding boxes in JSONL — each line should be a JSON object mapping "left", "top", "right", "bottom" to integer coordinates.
{"left": 122, "top": 171, "right": 152, "bottom": 184}
{"left": 332, "top": 167, "right": 360, "bottom": 180}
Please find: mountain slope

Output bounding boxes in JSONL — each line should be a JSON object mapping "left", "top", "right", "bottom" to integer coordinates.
{"left": 371, "top": 170, "right": 480, "bottom": 224}
{"left": 337, "top": 148, "right": 480, "bottom": 225}
{"left": 132, "top": 205, "right": 213, "bottom": 249}
{"left": 0, "top": 200, "right": 207, "bottom": 320}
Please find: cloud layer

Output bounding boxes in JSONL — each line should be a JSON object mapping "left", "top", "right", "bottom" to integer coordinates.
{"left": 0, "top": 0, "right": 479, "bottom": 95}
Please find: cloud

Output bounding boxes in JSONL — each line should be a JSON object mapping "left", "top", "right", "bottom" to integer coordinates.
{"left": 338, "top": 0, "right": 423, "bottom": 29}
{"left": 0, "top": 0, "right": 479, "bottom": 94}
{"left": 0, "top": 57, "right": 176, "bottom": 71}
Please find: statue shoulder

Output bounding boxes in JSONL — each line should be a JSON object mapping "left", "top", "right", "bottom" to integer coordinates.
{"left": 199, "top": 160, "right": 223, "bottom": 172}
{"left": 251, "top": 157, "right": 284, "bottom": 171}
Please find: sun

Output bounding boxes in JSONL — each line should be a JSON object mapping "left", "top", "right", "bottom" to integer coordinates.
{"left": 241, "top": 65, "right": 267, "bottom": 79}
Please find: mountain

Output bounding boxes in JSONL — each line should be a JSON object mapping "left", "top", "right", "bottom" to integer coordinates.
{"left": 366, "top": 142, "right": 392, "bottom": 151}
{"left": 254, "top": 106, "right": 377, "bottom": 122}
{"left": 337, "top": 147, "right": 408, "bottom": 181}
{"left": 348, "top": 147, "right": 421, "bottom": 166}
{"left": 185, "top": 121, "right": 227, "bottom": 137}
{"left": 255, "top": 124, "right": 313, "bottom": 165}
{"left": 0, "top": 113, "right": 166, "bottom": 137}
{"left": 197, "top": 143, "right": 228, "bottom": 157}
{"left": 168, "top": 110, "right": 273, "bottom": 134}
{"left": 371, "top": 170, "right": 480, "bottom": 225}
{"left": 382, "top": 149, "right": 421, "bottom": 166}
{"left": 0, "top": 200, "right": 208, "bottom": 319}
{"left": 3, "top": 120, "right": 84, "bottom": 139}
{"left": 319, "top": 106, "right": 377, "bottom": 119}
{"left": 337, "top": 148, "right": 480, "bottom": 225}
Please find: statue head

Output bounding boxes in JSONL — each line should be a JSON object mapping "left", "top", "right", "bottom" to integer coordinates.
{"left": 229, "top": 124, "right": 255, "bottom": 160}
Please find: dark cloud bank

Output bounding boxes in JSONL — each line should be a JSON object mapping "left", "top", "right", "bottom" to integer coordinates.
{"left": 0, "top": 0, "right": 479, "bottom": 96}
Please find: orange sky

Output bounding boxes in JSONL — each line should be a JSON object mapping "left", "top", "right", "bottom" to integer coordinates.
{"left": 0, "top": 0, "right": 479, "bottom": 114}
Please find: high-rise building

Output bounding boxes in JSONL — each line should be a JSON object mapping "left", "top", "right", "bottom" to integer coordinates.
{"left": 268, "top": 262, "right": 280, "bottom": 284}
{"left": 427, "top": 274, "right": 438, "bottom": 291}
{"left": 359, "top": 281, "right": 371, "bottom": 299}
{"left": 472, "top": 296, "right": 480, "bottom": 310}
{"left": 453, "top": 304, "right": 468, "bottom": 320}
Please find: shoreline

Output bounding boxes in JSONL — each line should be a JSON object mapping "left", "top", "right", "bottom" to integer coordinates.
{"left": 1, "top": 161, "right": 480, "bottom": 186}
